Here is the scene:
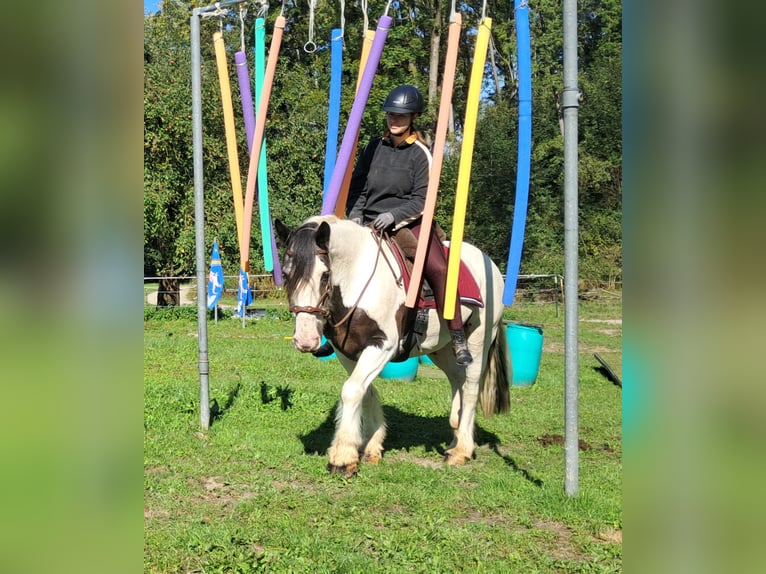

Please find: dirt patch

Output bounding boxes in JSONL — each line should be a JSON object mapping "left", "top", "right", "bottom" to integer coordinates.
{"left": 387, "top": 450, "right": 445, "bottom": 469}
{"left": 534, "top": 519, "right": 588, "bottom": 562}
{"left": 596, "top": 528, "right": 622, "bottom": 544}
{"left": 537, "top": 433, "right": 592, "bottom": 451}
{"left": 144, "top": 506, "right": 169, "bottom": 520}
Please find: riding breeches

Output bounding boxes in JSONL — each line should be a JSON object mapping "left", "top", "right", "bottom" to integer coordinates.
{"left": 404, "top": 222, "right": 464, "bottom": 331}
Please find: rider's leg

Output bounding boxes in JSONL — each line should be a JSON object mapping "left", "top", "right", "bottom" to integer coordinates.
{"left": 413, "top": 225, "right": 473, "bottom": 366}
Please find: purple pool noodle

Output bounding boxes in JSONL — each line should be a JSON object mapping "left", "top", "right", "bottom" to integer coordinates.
{"left": 269, "top": 220, "right": 283, "bottom": 285}
{"left": 321, "top": 15, "right": 392, "bottom": 215}
{"left": 235, "top": 51, "right": 255, "bottom": 151}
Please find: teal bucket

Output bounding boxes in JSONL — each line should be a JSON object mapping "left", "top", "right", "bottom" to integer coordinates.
{"left": 506, "top": 322, "right": 544, "bottom": 386}
{"left": 380, "top": 356, "right": 419, "bottom": 382}
{"left": 316, "top": 336, "right": 336, "bottom": 361}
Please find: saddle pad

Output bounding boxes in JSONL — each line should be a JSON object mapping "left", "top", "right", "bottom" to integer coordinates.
{"left": 388, "top": 238, "right": 484, "bottom": 308}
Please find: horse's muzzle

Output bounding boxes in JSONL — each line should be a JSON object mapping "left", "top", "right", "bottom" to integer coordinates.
{"left": 293, "top": 338, "right": 321, "bottom": 353}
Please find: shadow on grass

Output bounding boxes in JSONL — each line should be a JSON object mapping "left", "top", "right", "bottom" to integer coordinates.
{"left": 299, "top": 404, "right": 543, "bottom": 487}
{"left": 260, "top": 381, "right": 294, "bottom": 411}
{"left": 489, "top": 444, "right": 544, "bottom": 487}
{"left": 210, "top": 382, "right": 242, "bottom": 425}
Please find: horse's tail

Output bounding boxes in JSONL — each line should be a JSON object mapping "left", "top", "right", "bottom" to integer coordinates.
{"left": 479, "top": 321, "right": 511, "bottom": 416}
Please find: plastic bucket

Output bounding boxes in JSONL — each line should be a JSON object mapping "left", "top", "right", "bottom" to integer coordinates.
{"left": 419, "top": 354, "right": 435, "bottom": 366}
{"left": 506, "top": 322, "right": 544, "bottom": 386}
{"left": 380, "top": 356, "right": 419, "bottom": 382}
{"left": 316, "top": 335, "right": 336, "bottom": 361}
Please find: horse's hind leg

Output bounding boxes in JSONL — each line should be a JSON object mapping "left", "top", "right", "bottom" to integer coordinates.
{"left": 444, "top": 366, "right": 481, "bottom": 465}
{"left": 444, "top": 376, "right": 479, "bottom": 465}
{"left": 360, "top": 384, "right": 386, "bottom": 464}
{"left": 431, "top": 348, "right": 478, "bottom": 465}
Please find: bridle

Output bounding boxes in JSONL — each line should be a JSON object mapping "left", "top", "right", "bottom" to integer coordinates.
{"left": 287, "top": 247, "right": 331, "bottom": 317}
{"left": 286, "top": 228, "right": 400, "bottom": 329}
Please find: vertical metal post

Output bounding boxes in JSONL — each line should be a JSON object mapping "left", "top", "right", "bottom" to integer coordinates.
{"left": 191, "top": 9, "right": 210, "bottom": 430}
{"left": 562, "top": 0, "right": 580, "bottom": 496}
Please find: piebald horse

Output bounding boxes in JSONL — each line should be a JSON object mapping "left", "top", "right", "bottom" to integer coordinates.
{"left": 275, "top": 215, "right": 511, "bottom": 477}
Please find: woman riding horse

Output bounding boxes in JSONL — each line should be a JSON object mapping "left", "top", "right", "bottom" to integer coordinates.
{"left": 344, "top": 84, "right": 473, "bottom": 366}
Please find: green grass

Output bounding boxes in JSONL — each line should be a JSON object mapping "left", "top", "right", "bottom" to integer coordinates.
{"left": 145, "top": 295, "right": 622, "bottom": 573}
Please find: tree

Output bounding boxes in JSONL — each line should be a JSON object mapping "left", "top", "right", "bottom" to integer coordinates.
{"left": 144, "top": 0, "right": 622, "bottom": 287}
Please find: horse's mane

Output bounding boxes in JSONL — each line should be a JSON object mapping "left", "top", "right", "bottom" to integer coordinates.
{"left": 284, "top": 221, "right": 320, "bottom": 295}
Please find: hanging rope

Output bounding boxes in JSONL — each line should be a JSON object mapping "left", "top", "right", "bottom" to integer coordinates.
{"left": 305, "top": 0, "right": 317, "bottom": 53}
{"left": 361, "top": 0, "right": 369, "bottom": 35}
{"left": 199, "top": 3, "right": 229, "bottom": 20}
{"left": 238, "top": 3, "right": 247, "bottom": 53}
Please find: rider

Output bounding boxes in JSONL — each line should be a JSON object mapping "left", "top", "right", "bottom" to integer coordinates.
{"left": 344, "top": 84, "right": 473, "bottom": 366}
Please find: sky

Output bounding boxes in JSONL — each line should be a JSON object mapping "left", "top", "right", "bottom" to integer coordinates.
{"left": 144, "top": 0, "right": 161, "bottom": 15}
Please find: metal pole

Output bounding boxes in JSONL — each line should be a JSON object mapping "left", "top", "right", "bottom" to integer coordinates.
{"left": 562, "top": 0, "right": 580, "bottom": 496}
{"left": 191, "top": 9, "right": 210, "bottom": 430}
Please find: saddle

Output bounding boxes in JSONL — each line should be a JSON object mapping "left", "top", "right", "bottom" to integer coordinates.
{"left": 386, "top": 226, "right": 484, "bottom": 309}
{"left": 383, "top": 227, "right": 483, "bottom": 362}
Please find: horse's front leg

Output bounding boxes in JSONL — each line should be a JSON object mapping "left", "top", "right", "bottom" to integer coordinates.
{"left": 328, "top": 347, "right": 391, "bottom": 477}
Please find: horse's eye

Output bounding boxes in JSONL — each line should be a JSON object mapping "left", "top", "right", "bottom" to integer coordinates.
{"left": 321, "top": 271, "right": 330, "bottom": 282}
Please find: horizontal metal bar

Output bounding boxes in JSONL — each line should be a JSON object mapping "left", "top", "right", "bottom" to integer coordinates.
{"left": 193, "top": 0, "right": 246, "bottom": 17}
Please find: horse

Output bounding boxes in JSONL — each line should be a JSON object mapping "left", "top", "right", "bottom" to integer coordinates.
{"left": 275, "top": 215, "right": 511, "bottom": 477}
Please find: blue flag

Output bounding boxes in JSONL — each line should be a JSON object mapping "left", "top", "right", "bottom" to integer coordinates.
{"left": 236, "top": 266, "right": 253, "bottom": 317}
{"left": 206, "top": 239, "right": 224, "bottom": 310}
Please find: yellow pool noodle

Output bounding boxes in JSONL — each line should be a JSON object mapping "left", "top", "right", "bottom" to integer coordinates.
{"left": 213, "top": 31, "right": 245, "bottom": 260}
{"left": 443, "top": 18, "right": 491, "bottom": 320}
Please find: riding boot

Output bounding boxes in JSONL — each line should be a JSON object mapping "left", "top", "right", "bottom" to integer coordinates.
{"left": 450, "top": 329, "right": 473, "bottom": 366}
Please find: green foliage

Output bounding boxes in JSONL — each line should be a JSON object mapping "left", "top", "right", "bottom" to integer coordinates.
{"left": 144, "top": 305, "right": 199, "bottom": 321}
{"left": 144, "top": 0, "right": 621, "bottom": 284}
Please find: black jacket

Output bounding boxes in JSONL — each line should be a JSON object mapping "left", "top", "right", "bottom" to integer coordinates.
{"left": 346, "top": 132, "right": 432, "bottom": 230}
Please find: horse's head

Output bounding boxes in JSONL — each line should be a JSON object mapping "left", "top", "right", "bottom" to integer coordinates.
{"left": 275, "top": 217, "right": 336, "bottom": 353}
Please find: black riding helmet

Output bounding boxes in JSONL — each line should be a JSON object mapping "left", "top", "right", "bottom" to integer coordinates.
{"left": 382, "top": 85, "right": 424, "bottom": 114}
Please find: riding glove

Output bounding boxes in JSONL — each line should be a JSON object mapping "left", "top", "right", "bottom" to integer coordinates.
{"left": 372, "top": 212, "right": 395, "bottom": 230}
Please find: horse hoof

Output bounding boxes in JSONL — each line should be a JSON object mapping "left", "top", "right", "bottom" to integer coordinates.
{"left": 363, "top": 452, "right": 382, "bottom": 464}
{"left": 444, "top": 452, "right": 471, "bottom": 466}
{"left": 327, "top": 462, "right": 359, "bottom": 478}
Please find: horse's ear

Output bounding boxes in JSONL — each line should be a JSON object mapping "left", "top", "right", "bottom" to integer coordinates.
{"left": 316, "top": 221, "right": 331, "bottom": 251}
{"left": 274, "top": 219, "right": 291, "bottom": 246}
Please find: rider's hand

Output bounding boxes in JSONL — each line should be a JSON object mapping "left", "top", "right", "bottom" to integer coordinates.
{"left": 372, "top": 212, "right": 395, "bottom": 230}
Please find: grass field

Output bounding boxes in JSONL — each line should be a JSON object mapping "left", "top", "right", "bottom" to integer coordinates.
{"left": 144, "top": 294, "right": 622, "bottom": 572}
